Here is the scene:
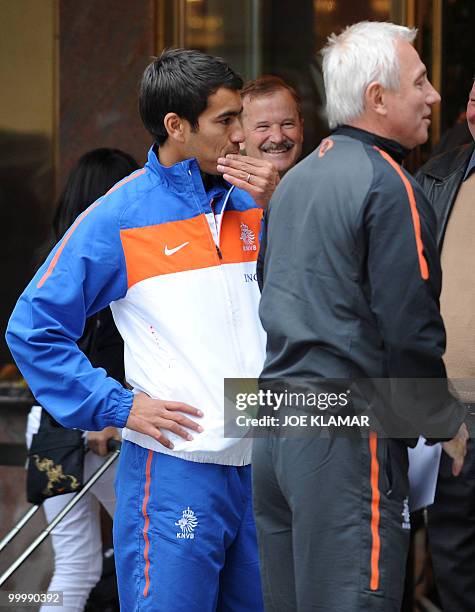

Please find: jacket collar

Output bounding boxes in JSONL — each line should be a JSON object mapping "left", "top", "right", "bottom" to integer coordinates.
{"left": 418, "top": 142, "right": 475, "bottom": 181}
{"left": 145, "top": 144, "right": 230, "bottom": 196}
{"left": 464, "top": 147, "right": 475, "bottom": 180}
{"left": 333, "top": 125, "right": 410, "bottom": 165}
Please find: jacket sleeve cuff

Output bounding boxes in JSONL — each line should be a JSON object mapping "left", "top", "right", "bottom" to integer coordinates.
{"left": 114, "top": 387, "right": 134, "bottom": 428}
{"left": 424, "top": 399, "right": 467, "bottom": 444}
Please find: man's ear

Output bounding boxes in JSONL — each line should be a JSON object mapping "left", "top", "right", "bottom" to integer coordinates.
{"left": 163, "top": 112, "right": 188, "bottom": 143}
{"left": 365, "top": 81, "right": 387, "bottom": 117}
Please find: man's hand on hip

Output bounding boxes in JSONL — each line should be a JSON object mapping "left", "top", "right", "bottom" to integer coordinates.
{"left": 126, "top": 392, "right": 203, "bottom": 449}
{"left": 442, "top": 422, "right": 469, "bottom": 476}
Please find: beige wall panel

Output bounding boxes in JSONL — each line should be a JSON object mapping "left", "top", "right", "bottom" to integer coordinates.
{"left": 0, "top": 0, "right": 54, "bottom": 134}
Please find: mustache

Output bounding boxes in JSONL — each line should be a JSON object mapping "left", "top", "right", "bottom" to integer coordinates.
{"left": 260, "top": 139, "right": 294, "bottom": 153}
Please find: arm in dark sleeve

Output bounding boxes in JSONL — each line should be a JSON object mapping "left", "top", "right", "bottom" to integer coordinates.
{"left": 364, "top": 159, "right": 465, "bottom": 439}
{"left": 83, "top": 308, "right": 125, "bottom": 384}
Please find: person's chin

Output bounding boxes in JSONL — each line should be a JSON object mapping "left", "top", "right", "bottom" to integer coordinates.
{"left": 200, "top": 162, "right": 220, "bottom": 176}
{"left": 415, "top": 126, "right": 430, "bottom": 147}
{"left": 263, "top": 150, "right": 291, "bottom": 162}
{"left": 263, "top": 151, "right": 294, "bottom": 171}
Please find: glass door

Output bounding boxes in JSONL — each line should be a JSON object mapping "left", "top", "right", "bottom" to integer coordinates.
{"left": 158, "top": 0, "right": 261, "bottom": 79}
{"left": 157, "top": 0, "right": 446, "bottom": 161}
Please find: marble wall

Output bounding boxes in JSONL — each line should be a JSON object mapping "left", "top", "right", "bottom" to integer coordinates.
{"left": 59, "top": 0, "right": 156, "bottom": 186}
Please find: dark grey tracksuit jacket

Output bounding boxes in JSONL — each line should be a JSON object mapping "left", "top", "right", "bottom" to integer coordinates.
{"left": 258, "top": 125, "right": 465, "bottom": 441}
{"left": 252, "top": 126, "right": 466, "bottom": 611}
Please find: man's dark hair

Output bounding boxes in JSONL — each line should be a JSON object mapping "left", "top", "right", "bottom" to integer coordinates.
{"left": 241, "top": 75, "right": 302, "bottom": 117}
{"left": 139, "top": 48, "right": 243, "bottom": 145}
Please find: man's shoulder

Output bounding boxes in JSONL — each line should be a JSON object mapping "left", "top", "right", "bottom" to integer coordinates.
{"left": 283, "top": 134, "right": 373, "bottom": 180}
{"left": 270, "top": 136, "right": 375, "bottom": 218}
{"left": 65, "top": 169, "right": 153, "bottom": 238}
{"left": 99, "top": 166, "right": 192, "bottom": 229}
{"left": 97, "top": 167, "right": 154, "bottom": 214}
{"left": 417, "top": 143, "right": 474, "bottom": 181}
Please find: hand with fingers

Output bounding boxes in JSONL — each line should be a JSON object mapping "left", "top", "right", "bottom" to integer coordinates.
{"left": 87, "top": 426, "right": 121, "bottom": 457}
{"left": 216, "top": 154, "right": 280, "bottom": 208}
{"left": 442, "top": 422, "right": 469, "bottom": 476}
{"left": 125, "top": 391, "right": 203, "bottom": 449}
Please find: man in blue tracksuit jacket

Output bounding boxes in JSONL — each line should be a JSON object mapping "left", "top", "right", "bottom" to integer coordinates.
{"left": 6, "top": 49, "right": 279, "bottom": 611}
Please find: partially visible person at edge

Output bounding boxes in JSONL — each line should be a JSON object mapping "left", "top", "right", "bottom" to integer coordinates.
{"left": 25, "top": 147, "right": 138, "bottom": 612}
{"left": 430, "top": 110, "right": 472, "bottom": 158}
{"left": 6, "top": 49, "right": 279, "bottom": 611}
{"left": 415, "top": 77, "right": 475, "bottom": 612}
{"left": 241, "top": 75, "right": 304, "bottom": 177}
{"left": 254, "top": 21, "right": 468, "bottom": 612}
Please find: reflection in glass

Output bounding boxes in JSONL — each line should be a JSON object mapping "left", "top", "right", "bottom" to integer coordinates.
{"left": 0, "top": 1, "right": 55, "bottom": 368}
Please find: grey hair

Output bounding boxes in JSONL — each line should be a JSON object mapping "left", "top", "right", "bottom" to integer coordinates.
{"left": 321, "top": 21, "right": 417, "bottom": 129}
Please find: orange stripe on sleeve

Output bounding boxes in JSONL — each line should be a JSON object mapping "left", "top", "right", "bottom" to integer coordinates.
{"left": 141, "top": 449, "right": 153, "bottom": 598}
{"left": 374, "top": 147, "right": 429, "bottom": 280}
{"left": 106, "top": 168, "right": 146, "bottom": 195}
{"left": 37, "top": 200, "right": 102, "bottom": 288}
{"left": 369, "top": 431, "right": 381, "bottom": 591}
{"left": 37, "top": 169, "right": 146, "bottom": 289}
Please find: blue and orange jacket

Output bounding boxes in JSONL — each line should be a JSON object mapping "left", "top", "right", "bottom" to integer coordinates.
{"left": 7, "top": 146, "right": 266, "bottom": 465}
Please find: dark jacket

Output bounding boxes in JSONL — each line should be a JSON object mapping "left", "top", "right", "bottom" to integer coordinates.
{"left": 258, "top": 126, "right": 465, "bottom": 441}
{"left": 45, "top": 307, "right": 124, "bottom": 429}
{"left": 79, "top": 308, "right": 125, "bottom": 384}
{"left": 415, "top": 143, "right": 475, "bottom": 248}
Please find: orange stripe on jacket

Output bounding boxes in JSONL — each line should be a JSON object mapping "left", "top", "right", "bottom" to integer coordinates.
{"left": 369, "top": 431, "right": 381, "bottom": 591}
{"left": 37, "top": 200, "right": 102, "bottom": 288}
{"left": 106, "top": 168, "right": 146, "bottom": 195}
{"left": 374, "top": 147, "right": 429, "bottom": 280}
{"left": 142, "top": 450, "right": 153, "bottom": 598}
{"left": 37, "top": 169, "right": 146, "bottom": 289}
{"left": 120, "top": 208, "right": 263, "bottom": 289}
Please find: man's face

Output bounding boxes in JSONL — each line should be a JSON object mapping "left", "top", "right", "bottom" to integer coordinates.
{"left": 183, "top": 87, "right": 244, "bottom": 175}
{"left": 241, "top": 89, "right": 303, "bottom": 175}
{"left": 466, "top": 81, "right": 475, "bottom": 141}
{"left": 383, "top": 40, "right": 441, "bottom": 149}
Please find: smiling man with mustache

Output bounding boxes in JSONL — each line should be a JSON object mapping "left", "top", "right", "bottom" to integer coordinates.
{"left": 241, "top": 75, "right": 304, "bottom": 177}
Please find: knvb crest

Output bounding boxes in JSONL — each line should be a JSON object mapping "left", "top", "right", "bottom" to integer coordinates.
{"left": 175, "top": 507, "right": 198, "bottom": 539}
{"left": 240, "top": 222, "right": 257, "bottom": 252}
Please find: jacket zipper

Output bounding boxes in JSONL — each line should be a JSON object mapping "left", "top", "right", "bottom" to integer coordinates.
{"left": 197, "top": 183, "right": 247, "bottom": 377}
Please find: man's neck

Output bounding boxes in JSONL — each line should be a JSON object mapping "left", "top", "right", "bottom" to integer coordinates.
{"left": 348, "top": 117, "right": 396, "bottom": 143}
{"left": 334, "top": 125, "right": 410, "bottom": 164}
{"left": 156, "top": 141, "right": 186, "bottom": 167}
{"left": 153, "top": 143, "right": 223, "bottom": 190}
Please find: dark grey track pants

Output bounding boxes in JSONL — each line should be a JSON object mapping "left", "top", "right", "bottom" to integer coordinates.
{"left": 428, "top": 437, "right": 475, "bottom": 612}
{"left": 252, "top": 433, "right": 410, "bottom": 611}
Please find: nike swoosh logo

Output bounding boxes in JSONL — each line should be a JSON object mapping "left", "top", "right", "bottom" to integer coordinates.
{"left": 164, "top": 241, "right": 190, "bottom": 256}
